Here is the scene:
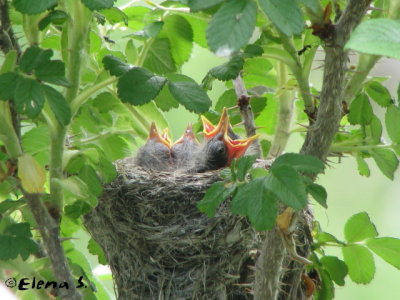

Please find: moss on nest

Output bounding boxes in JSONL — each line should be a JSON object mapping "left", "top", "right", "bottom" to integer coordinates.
{"left": 84, "top": 157, "right": 262, "bottom": 300}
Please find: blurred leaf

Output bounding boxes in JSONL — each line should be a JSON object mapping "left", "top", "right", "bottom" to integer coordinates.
{"left": 19, "top": 46, "right": 52, "bottom": 73}
{"left": 154, "top": 84, "right": 180, "bottom": 111}
{"left": 117, "top": 67, "right": 167, "bottom": 105}
{"left": 206, "top": 0, "right": 257, "bottom": 56}
{"left": 188, "top": 0, "right": 224, "bottom": 11}
{"left": 167, "top": 74, "right": 212, "bottom": 113}
{"left": 243, "top": 57, "right": 274, "bottom": 88}
{"left": 385, "top": 105, "right": 400, "bottom": 143}
{"left": 57, "top": 176, "right": 91, "bottom": 203}
{"left": 298, "top": 0, "right": 321, "bottom": 14}
{"left": 65, "top": 200, "right": 92, "bottom": 219}
{"left": 88, "top": 238, "right": 107, "bottom": 265}
{"left": 367, "top": 115, "right": 382, "bottom": 144}
{"left": 259, "top": 139, "right": 271, "bottom": 158}
{"left": 236, "top": 155, "right": 256, "bottom": 181}
{"left": 320, "top": 256, "right": 348, "bottom": 286}
{"left": 81, "top": 0, "right": 115, "bottom": 11}
{"left": 13, "top": 0, "right": 56, "bottom": 15}
{"left": 215, "top": 89, "right": 236, "bottom": 112}
{"left": 365, "top": 81, "right": 392, "bottom": 107}
{"left": 209, "top": 54, "right": 244, "bottom": 81}
{"left": 348, "top": 93, "right": 373, "bottom": 125}
{"left": 162, "top": 15, "right": 193, "bottom": 66}
{"left": 78, "top": 165, "right": 103, "bottom": 197}
{"left": 0, "top": 222, "right": 38, "bottom": 260}
{"left": 125, "top": 40, "right": 137, "bottom": 64}
{"left": 102, "top": 7, "right": 128, "bottom": 25}
{"left": 356, "top": 154, "right": 370, "bottom": 177}
{"left": 243, "top": 44, "right": 264, "bottom": 58}
{"left": 135, "top": 101, "right": 169, "bottom": 130}
{"left": 265, "top": 165, "right": 307, "bottom": 210}
{"left": 344, "top": 212, "right": 378, "bottom": 243}
{"left": 5, "top": 222, "right": 32, "bottom": 238}
{"left": 366, "top": 237, "right": 400, "bottom": 270}
{"left": 345, "top": 19, "right": 400, "bottom": 59}
{"left": 0, "top": 199, "right": 25, "bottom": 214}
{"left": 0, "top": 50, "right": 17, "bottom": 74}
{"left": 307, "top": 183, "right": 327, "bottom": 208}
{"left": 18, "top": 154, "right": 46, "bottom": 193}
{"left": 316, "top": 232, "right": 343, "bottom": 245}
{"left": 315, "top": 269, "right": 334, "bottom": 300}
{"left": 0, "top": 72, "right": 18, "bottom": 100}
{"left": 271, "top": 153, "right": 325, "bottom": 174}
{"left": 342, "top": 245, "right": 375, "bottom": 284}
{"left": 259, "top": 0, "right": 304, "bottom": 36}
{"left": 43, "top": 85, "right": 72, "bottom": 126}
{"left": 14, "top": 77, "right": 45, "bottom": 117}
{"left": 250, "top": 96, "right": 267, "bottom": 115}
{"left": 143, "top": 38, "right": 177, "bottom": 74}
{"left": 38, "top": 10, "right": 68, "bottom": 30}
{"left": 184, "top": 14, "right": 208, "bottom": 48}
{"left": 198, "top": 182, "right": 233, "bottom": 217}
{"left": 103, "top": 55, "right": 130, "bottom": 77}
{"left": 369, "top": 148, "right": 399, "bottom": 180}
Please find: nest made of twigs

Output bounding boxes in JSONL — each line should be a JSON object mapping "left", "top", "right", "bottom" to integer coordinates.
{"left": 84, "top": 157, "right": 263, "bottom": 300}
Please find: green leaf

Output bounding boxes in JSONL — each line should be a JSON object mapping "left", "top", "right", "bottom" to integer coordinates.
{"left": 43, "top": 85, "right": 71, "bottom": 126}
{"left": 209, "top": 54, "right": 244, "bottom": 81}
{"left": 315, "top": 269, "right": 334, "bottom": 300}
{"left": 162, "top": 15, "right": 193, "bottom": 66}
{"left": 243, "top": 44, "right": 264, "bottom": 58}
{"left": 78, "top": 165, "right": 103, "bottom": 197}
{"left": 0, "top": 199, "right": 25, "bottom": 215}
{"left": 197, "top": 181, "right": 233, "bottom": 217}
{"left": 143, "top": 38, "right": 177, "bottom": 75}
{"left": 5, "top": 222, "right": 32, "bottom": 238}
{"left": 81, "top": 0, "right": 115, "bottom": 11}
{"left": 13, "top": 0, "right": 57, "bottom": 15}
{"left": 320, "top": 256, "right": 348, "bottom": 286}
{"left": 259, "top": 0, "right": 304, "bottom": 36}
{"left": 184, "top": 15, "right": 208, "bottom": 48}
{"left": 125, "top": 40, "right": 137, "bottom": 64}
{"left": 367, "top": 115, "right": 382, "bottom": 144}
{"left": 365, "top": 81, "right": 392, "bottom": 107}
{"left": 206, "top": 0, "right": 257, "bottom": 56}
{"left": 243, "top": 57, "right": 274, "bottom": 89}
{"left": 102, "top": 55, "right": 130, "bottom": 77}
{"left": 298, "top": 0, "right": 322, "bottom": 15}
{"left": 88, "top": 238, "right": 107, "bottom": 265}
{"left": 236, "top": 155, "right": 256, "bottom": 181}
{"left": 14, "top": 77, "right": 45, "bottom": 117}
{"left": 0, "top": 50, "right": 17, "bottom": 74}
{"left": 366, "top": 237, "right": 400, "bottom": 270}
{"left": 154, "top": 84, "right": 180, "bottom": 112}
{"left": 65, "top": 200, "right": 92, "bottom": 219}
{"left": 0, "top": 222, "right": 38, "bottom": 260}
{"left": 0, "top": 72, "right": 18, "bottom": 100}
{"left": 117, "top": 67, "right": 167, "bottom": 105}
{"left": 215, "top": 89, "right": 237, "bottom": 111}
{"left": 342, "top": 245, "right": 375, "bottom": 284}
{"left": 34, "top": 60, "right": 70, "bottom": 87}
{"left": 271, "top": 153, "right": 325, "bottom": 174}
{"left": 265, "top": 165, "right": 307, "bottom": 210}
{"left": 19, "top": 46, "right": 52, "bottom": 73}
{"left": 167, "top": 74, "right": 212, "bottom": 113}
{"left": 102, "top": 7, "right": 128, "bottom": 25}
{"left": 348, "top": 93, "right": 373, "bottom": 125}
{"left": 188, "top": 0, "right": 224, "bottom": 12}
{"left": 307, "top": 183, "right": 327, "bottom": 208}
{"left": 356, "top": 154, "right": 370, "bottom": 177}
{"left": 385, "top": 105, "right": 400, "bottom": 143}
{"left": 316, "top": 232, "right": 343, "bottom": 245}
{"left": 345, "top": 19, "right": 400, "bottom": 60}
{"left": 369, "top": 148, "right": 399, "bottom": 180}
{"left": 38, "top": 10, "right": 68, "bottom": 30}
{"left": 344, "top": 212, "right": 378, "bottom": 243}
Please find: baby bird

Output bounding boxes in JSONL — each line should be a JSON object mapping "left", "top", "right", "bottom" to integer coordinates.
{"left": 171, "top": 124, "right": 200, "bottom": 170}
{"left": 135, "top": 122, "right": 173, "bottom": 171}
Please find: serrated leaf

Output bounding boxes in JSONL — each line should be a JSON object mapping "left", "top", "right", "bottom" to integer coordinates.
{"left": 17, "top": 154, "right": 46, "bottom": 193}
{"left": 167, "top": 74, "right": 212, "bottom": 113}
{"left": 366, "top": 237, "right": 400, "bottom": 270}
{"left": 209, "top": 55, "right": 244, "bottom": 81}
{"left": 236, "top": 155, "right": 256, "bottom": 181}
{"left": 20, "top": 46, "right": 52, "bottom": 73}
{"left": 370, "top": 148, "right": 399, "bottom": 180}
{"left": 162, "top": 15, "right": 193, "bottom": 66}
{"left": 348, "top": 93, "right": 373, "bottom": 125}
{"left": 344, "top": 212, "right": 378, "bottom": 243}
{"left": 206, "top": 0, "right": 257, "bottom": 56}
{"left": 143, "top": 38, "right": 177, "bottom": 74}
{"left": 365, "top": 81, "right": 392, "bottom": 107}
{"left": 88, "top": 238, "right": 107, "bottom": 265}
{"left": 345, "top": 19, "right": 400, "bottom": 59}
{"left": 154, "top": 84, "right": 180, "bottom": 112}
{"left": 0, "top": 72, "right": 18, "bottom": 100}
{"left": 356, "top": 154, "right": 370, "bottom": 177}
{"left": 197, "top": 181, "right": 233, "bottom": 217}
{"left": 307, "top": 183, "right": 327, "bottom": 208}
{"left": 0, "top": 234, "right": 38, "bottom": 260}
{"left": 13, "top": 0, "right": 57, "bottom": 15}
{"left": 81, "top": 0, "right": 115, "bottom": 11}
{"left": 184, "top": 15, "right": 208, "bottom": 48}
{"left": 265, "top": 165, "right": 307, "bottom": 210}
{"left": 272, "top": 153, "right": 325, "bottom": 174}
{"left": 117, "top": 67, "right": 167, "bottom": 105}
{"left": 43, "top": 85, "right": 71, "bottom": 126}
{"left": 385, "top": 105, "right": 400, "bottom": 143}
{"left": 259, "top": 0, "right": 304, "bottom": 36}
{"left": 188, "top": 0, "right": 224, "bottom": 11}
{"left": 320, "top": 256, "right": 348, "bottom": 286}
{"left": 102, "top": 55, "right": 130, "bottom": 77}
{"left": 342, "top": 245, "right": 375, "bottom": 284}
{"left": 13, "top": 77, "right": 45, "bottom": 117}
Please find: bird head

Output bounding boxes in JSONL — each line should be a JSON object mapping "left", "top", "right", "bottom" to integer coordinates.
{"left": 148, "top": 122, "right": 171, "bottom": 148}
{"left": 172, "top": 124, "right": 199, "bottom": 147}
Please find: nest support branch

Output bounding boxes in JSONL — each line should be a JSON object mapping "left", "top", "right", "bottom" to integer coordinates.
{"left": 84, "top": 159, "right": 263, "bottom": 300}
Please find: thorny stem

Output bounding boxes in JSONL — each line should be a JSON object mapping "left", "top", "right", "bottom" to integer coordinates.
{"left": 330, "top": 143, "right": 397, "bottom": 153}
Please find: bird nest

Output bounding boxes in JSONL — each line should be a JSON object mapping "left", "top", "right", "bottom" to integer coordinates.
{"left": 84, "top": 157, "right": 263, "bottom": 300}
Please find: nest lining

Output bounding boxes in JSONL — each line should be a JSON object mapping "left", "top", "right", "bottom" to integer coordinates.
{"left": 84, "top": 157, "right": 263, "bottom": 300}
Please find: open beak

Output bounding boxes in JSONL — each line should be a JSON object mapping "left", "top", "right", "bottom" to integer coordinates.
{"left": 173, "top": 124, "right": 199, "bottom": 146}
{"left": 223, "top": 133, "right": 260, "bottom": 165}
{"left": 201, "top": 108, "right": 229, "bottom": 140}
{"left": 148, "top": 122, "right": 171, "bottom": 148}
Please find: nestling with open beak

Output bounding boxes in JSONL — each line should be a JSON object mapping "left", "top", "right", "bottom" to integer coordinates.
{"left": 135, "top": 122, "right": 173, "bottom": 171}
{"left": 171, "top": 124, "right": 200, "bottom": 170}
